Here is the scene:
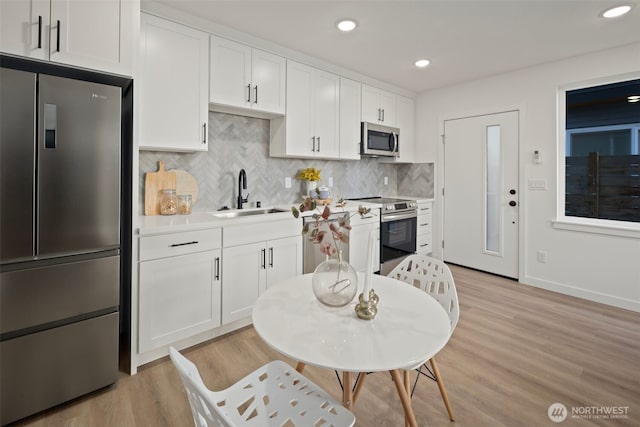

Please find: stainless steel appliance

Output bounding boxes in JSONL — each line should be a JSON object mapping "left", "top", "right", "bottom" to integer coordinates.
{"left": 0, "top": 63, "right": 125, "bottom": 425}
{"left": 350, "top": 197, "right": 417, "bottom": 275}
{"left": 361, "top": 122, "right": 400, "bottom": 157}
{"left": 303, "top": 212, "right": 351, "bottom": 274}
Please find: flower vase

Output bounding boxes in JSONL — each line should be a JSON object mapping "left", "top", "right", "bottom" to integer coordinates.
{"left": 306, "top": 180, "right": 318, "bottom": 197}
{"left": 312, "top": 251, "right": 358, "bottom": 307}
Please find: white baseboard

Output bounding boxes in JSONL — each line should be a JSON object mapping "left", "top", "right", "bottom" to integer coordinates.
{"left": 131, "top": 317, "right": 253, "bottom": 374}
{"left": 522, "top": 275, "right": 640, "bottom": 313}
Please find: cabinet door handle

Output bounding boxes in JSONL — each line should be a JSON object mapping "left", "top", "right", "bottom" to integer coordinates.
{"left": 56, "top": 20, "right": 61, "bottom": 52}
{"left": 254, "top": 85, "right": 258, "bottom": 104}
{"left": 269, "top": 247, "right": 273, "bottom": 268}
{"left": 169, "top": 241, "right": 198, "bottom": 247}
{"left": 377, "top": 108, "right": 381, "bottom": 121}
{"left": 382, "top": 109, "right": 385, "bottom": 122}
{"left": 317, "top": 136, "right": 320, "bottom": 152}
{"left": 247, "top": 84, "right": 251, "bottom": 102}
{"left": 420, "top": 208, "right": 430, "bottom": 211}
{"left": 37, "top": 16, "right": 42, "bottom": 48}
{"left": 420, "top": 243, "right": 429, "bottom": 247}
{"left": 261, "top": 248, "right": 266, "bottom": 269}
{"left": 312, "top": 136, "right": 316, "bottom": 152}
{"left": 202, "top": 123, "right": 207, "bottom": 144}
{"left": 420, "top": 223, "right": 429, "bottom": 226}
{"left": 215, "top": 257, "right": 220, "bottom": 280}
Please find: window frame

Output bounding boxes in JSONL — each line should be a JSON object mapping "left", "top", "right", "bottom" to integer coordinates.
{"left": 566, "top": 123, "right": 640, "bottom": 156}
{"left": 555, "top": 72, "right": 640, "bottom": 238}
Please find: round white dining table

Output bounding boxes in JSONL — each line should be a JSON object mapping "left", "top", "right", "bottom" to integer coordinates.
{"left": 252, "top": 273, "right": 451, "bottom": 427}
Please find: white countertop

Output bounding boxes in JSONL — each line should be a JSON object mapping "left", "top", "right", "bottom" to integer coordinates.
{"left": 137, "top": 201, "right": 381, "bottom": 236}
{"left": 283, "top": 200, "right": 381, "bottom": 217}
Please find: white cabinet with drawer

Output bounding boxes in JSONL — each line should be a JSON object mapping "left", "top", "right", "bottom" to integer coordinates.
{"left": 416, "top": 201, "right": 433, "bottom": 255}
{"left": 138, "top": 228, "right": 222, "bottom": 353}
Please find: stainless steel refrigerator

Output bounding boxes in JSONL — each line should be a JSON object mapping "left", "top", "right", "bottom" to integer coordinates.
{"left": 0, "top": 66, "right": 122, "bottom": 425}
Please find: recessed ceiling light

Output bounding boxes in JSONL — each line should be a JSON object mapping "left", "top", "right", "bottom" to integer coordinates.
{"left": 336, "top": 19, "right": 357, "bottom": 32}
{"left": 602, "top": 5, "right": 631, "bottom": 18}
{"left": 414, "top": 59, "right": 431, "bottom": 68}
{"left": 628, "top": 95, "right": 640, "bottom": 103}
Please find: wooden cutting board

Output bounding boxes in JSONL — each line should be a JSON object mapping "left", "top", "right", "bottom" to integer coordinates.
{"left": 144, "top": 161, "right": 177, "bottom": 215}
{"left": 171, "top": 169, "right": 199, "bottom": 204}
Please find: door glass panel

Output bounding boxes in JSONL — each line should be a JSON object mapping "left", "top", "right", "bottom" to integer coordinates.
{"left": 486, "top": 125, "right": 501, "bottom": 254}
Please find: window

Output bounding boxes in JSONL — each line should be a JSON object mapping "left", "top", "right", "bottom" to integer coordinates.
{"left": 563, "top": 78, "right": 640, "bottom": 224}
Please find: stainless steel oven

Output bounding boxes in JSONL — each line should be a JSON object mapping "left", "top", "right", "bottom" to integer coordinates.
{"left": 349, "top": 197, "right": 417, "bottom": 275}
{"left": 381, "top": 210, "right": 417, "bottom": 263}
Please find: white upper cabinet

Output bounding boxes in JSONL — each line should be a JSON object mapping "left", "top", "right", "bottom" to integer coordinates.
{"left": 250, "top": 48, "right": 286, "bottom": 114}
{"left": 339, "top": 77, "right": 362, "bottom": 160}
{"left": 395, "top": 95, "right": 415, "bottom": 162}
{"left": 138, "top": 13, "right": 209, "bottom": 152}
{"left": 209, "top": 35, "right": 285, "bottom": 118}
{"left": 0, "top": 0, "right": 134, "bottom": 76}
{"left": 1, "top": 0, "right": 50, "bottom": 61}
{"left": 362, "top": 84, "right": 397, "bottom": 126}
{"left": 270, "top": 60, "right": 340, "bottom": 159}
{"left": 381, "top": 95, "right": 415, "bottom": 163}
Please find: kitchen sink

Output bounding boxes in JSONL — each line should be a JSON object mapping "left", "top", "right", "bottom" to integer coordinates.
{"left": 209, "top": 208, "right": 289, "bottom": 219}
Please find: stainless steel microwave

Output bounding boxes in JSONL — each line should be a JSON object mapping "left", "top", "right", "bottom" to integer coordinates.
{"left": 361, "top": 122, "right": 400, "bottom": 157}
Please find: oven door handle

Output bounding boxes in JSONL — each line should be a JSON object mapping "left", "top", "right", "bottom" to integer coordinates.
{"left": 381, "top": 211, "right": 417, "bottom": 222}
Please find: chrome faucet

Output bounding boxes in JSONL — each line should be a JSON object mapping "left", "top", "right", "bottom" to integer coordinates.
{"left": 237, "top": 169, "right": 248, "bottom": 209}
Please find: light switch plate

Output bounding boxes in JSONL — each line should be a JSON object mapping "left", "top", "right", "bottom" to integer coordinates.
{"left": 528, "top": 179, "right": 546, "bottom": 190}
{"left": 285, "top": 177, "right": 291, "bottom": 188}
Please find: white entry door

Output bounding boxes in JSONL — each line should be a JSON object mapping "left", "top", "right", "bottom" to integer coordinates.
{"left": 443, "top": 111, "right": 519, "bottom": 278}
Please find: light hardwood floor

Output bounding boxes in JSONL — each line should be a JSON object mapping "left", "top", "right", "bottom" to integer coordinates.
{"left": 13, "top": 265, "right": 640, "bottom": 426}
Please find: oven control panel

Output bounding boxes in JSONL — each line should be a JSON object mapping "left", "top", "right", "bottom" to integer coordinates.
{"left": 383, "top": 201, "right": 417, "bottom": 213}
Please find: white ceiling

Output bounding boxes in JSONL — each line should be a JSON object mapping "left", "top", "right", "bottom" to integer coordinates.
{"left": 153, "top": 0, "right": 640, "bottom": 94}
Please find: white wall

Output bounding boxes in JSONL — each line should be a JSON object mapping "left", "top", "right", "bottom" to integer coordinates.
{"left": 416, "top": 43, "right": 640, "bottom": 311}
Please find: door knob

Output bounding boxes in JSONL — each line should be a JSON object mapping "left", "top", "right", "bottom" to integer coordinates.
{"left": 509, "top": 189, "right": 516, "bottom": 195}
{"left": 509, "top": 201, "right": 517, "bottom": 207}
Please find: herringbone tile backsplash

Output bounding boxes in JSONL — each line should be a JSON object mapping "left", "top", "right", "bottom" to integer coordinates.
{"left": 139, "top": 112, "right": 433, "bottom": 213}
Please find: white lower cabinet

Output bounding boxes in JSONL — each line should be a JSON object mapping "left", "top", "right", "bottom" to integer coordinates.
{"left": 349, "top": 209, "right": 381, "bottom": 273}
{"left": 222, "top": 235, "right": 301, "bottom": 324}
{"left": 416, "top": 201, "right": 433, "bottom": 255}
{"left": 138, "top": 228, "right": 222, "bottom": 353}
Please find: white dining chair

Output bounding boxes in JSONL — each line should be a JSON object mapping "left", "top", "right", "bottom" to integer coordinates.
{"left": 168, "top": 347, "right": 356, "bottom": 427}
{"left": 388, "top": 254, "right": 459, "bottom": 421}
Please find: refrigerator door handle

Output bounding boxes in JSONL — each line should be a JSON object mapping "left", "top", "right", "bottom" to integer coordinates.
{"left": 44, "top": 104, "right": 57, "bottom": 149}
